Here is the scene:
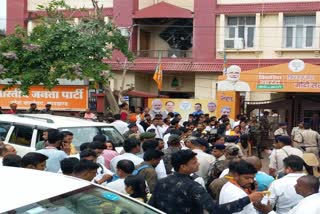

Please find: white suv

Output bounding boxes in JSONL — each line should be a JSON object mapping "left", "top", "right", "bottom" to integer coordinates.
{"left": 0, "top": 114, "right": 124, "bottom": 155}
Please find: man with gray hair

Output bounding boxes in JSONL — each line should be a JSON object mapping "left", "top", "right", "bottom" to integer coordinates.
{"left": 148, "top": 99, "right": 167, "bottom": 119}
{"left": 217, "top": 65, "right": 250, "bottom": 91}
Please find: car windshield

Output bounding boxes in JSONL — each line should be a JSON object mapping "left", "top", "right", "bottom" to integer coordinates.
{"left": 12, "top": 185, "right": 160, "bottom": 214}
{"left": 58, "top": 126, "right": 124, "bottom": 149}
{"left": 100, "top": 127, "right": 124, "bottom": 147}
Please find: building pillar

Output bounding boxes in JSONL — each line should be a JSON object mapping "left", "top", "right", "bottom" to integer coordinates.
{"left": 255, "top": 13, "right": 261, "bottom": 49}
{"left": 193, "top": 0, "right": 217, "bottom": 61}
{"left": 94, "top": 93, "right": 106, "bottom": 113}
{"left": 219, "top": 14, "right": 225, "bottom": 51}
{"left": 278, "top": 13, "right": 284, "bottom": 48}
{"left": 113, "top": 0, "right": 139, "bottom": 52}
{"left": 315, "top": 12, "right": 320, "bottom": 48}
{"left": 6, "top": 0, "right": 28, "bottom": 34}
{"left": 27, "top": 20, "right": 33, "bottom": 35}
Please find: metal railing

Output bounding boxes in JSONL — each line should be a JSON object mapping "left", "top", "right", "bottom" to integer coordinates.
{"left": 134, "top": 50, "right": 192, "bottom": 58}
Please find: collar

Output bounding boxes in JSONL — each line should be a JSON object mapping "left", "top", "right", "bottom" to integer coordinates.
{"left": 284, "top": 172, "right": 305, "bottom": 177}
{"left": 173, "top": 172, "right": 193, "bottom": 179}
{"left": 193, "top": 149, "right": 205, "bottom": 153}
{"left": 45, "top": 146, "right": 58, "bottom": 150}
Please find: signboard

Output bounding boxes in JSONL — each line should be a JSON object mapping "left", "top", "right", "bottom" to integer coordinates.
{"left": 0, "top": 85, "right": 88, "bottom": 111}
{"left": 218, "top": 61, "right": 320, "bottom": 92}
{"left": 216, "top": 91, "right": 240, "bottom": 120}
{"left": 147, "top": 98, "right": 217, "bottom": 121}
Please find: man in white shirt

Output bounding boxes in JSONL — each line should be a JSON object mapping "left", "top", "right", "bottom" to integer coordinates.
{"left": 274, "top": 122, "right": 289, "bottom": 137}
{"left": 146, "top": 118, "right": 163, "bottom": 139}
{"left": 105, "top": 159, "right": 135, "bottom": 194}
{"left": 219, "top": 160, "right": 259, "bottom": 214}
{"left": 255, "top": 175, "right": 320, "bottom": 214}
{"left": 37, "top": 130, "right": 68, "bottom": 173}
{"left": 262, "top": 155, "right": 305, "bottom": 214}
{"left": 80, "top": 149, "right": 114, "bottom": 185}
{"left": 110, "top": 138, "right": 143, "bottom": 172}
{"left": 217, "top": 65, "right": 250, "bottom": 92}
{"left": 268, "top": 136, "right": 303, "bottom": 177}
{"left": 191, "top": 138, "right": 215, "bottom": 182}
{"left": 111, "top": 114, "right": 129, "bottom": 134}
{"left": 287, "top": 175, "right": 320, "bottom": 214}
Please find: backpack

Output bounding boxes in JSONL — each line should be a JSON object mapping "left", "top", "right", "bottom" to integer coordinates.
{"left": 132, "top": 164, "right": 153, "bottom": 175}
{"left": 109, "top": 164, "right": 153, "bottom": 183}
{"left": 206, "top": 160, "right": 227, "bottom": 187}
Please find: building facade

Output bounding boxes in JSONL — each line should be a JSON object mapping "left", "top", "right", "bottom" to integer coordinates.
{"left": 6, "top": 0, "right": 320, "bottom": 119}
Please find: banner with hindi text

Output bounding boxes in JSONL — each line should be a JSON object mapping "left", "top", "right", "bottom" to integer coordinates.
{"left": 0, "top": 85, "right": 88, "bottom": 111}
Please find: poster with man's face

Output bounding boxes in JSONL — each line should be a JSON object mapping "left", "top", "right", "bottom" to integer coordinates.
{"left": 165, "top": 101, "right": 175, "bottom": 113}
{"left": 148, "top": 99, "right": 217, "bottom": 121}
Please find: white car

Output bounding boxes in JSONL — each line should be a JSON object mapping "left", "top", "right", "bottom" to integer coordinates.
{"left": 0, "top": 114, "right": 124, "bottom": 155}
{"left": 0, "top": 167, "right": 164, "bottom": 213}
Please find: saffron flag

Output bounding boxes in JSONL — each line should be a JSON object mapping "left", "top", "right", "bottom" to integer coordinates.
{"left": 153, "top": 63, "right": 163, "bottom": 90}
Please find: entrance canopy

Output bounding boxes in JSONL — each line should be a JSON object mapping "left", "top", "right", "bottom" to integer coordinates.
{"left": 218, "top": 60, "right": 320, "bottom": 93}
{"left": 133, "top": 2, "right": 193, "bottom": 19}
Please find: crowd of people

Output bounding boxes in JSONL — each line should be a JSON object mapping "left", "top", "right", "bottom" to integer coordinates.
{"left": 1, "top": 102, "right": 320, "bottom": 214}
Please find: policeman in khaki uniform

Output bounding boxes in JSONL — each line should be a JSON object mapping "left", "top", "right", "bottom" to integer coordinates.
{"left": 297, "top": 123, "right": 320, "bottom": 159}
{"left": 249, "top": 115, "right": 263, "bottom": 159}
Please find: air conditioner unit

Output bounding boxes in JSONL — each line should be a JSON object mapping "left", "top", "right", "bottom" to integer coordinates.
{"left": 119, "top": 27, "right": 129, "bottom": 37}
{"left": 224, "top": 38, "right": 235, "bottom": 49}
{"left": 224, "top": 38, "right": 244, "bottom": 49}
{"left": 234, "top": 38, "right": 244, "bottom": 49}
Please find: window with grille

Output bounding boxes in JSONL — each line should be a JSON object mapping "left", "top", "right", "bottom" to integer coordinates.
{"left": 225, "top": 16, "right": 256, "bottom": 49}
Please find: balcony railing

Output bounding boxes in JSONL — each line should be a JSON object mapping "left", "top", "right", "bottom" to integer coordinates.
{"left": 134, "top": 50, "right": 192, "bottom": 58}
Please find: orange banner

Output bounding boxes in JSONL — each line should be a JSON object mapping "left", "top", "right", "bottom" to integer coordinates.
{"left": 216, "top": 91, "right": 239, "bottom": 119}
{"left": 0, "top": 85, "right": 88, "bottom": 111}
{"left": 218, "top": 60, "right": 320, "bottom": 92}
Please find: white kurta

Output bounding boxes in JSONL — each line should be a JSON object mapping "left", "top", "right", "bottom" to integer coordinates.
{"left": 262, "top": 173, "right": 305, "bottom": 214}
{"left": 219, "top": 182, "right": 258, "bottom": 214}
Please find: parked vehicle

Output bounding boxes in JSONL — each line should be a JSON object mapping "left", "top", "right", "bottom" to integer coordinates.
{"left": 0, "top": 166, "right": 163, "bottom": 213}
{"left": 0, "top": 114, "right": 125, "bottom": 155}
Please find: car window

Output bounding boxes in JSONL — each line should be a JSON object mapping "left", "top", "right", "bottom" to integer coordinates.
{"left": 13, "top": 185, "right": 160, "bottom": 214}
{"left": 100, "top": 127, "right": 124, "bottom": 147}
{"left": 0, "top": 122, "right": 11, "bottom": 141}
{"left": 59, "top": 127, "right": 99, "bottom": 149}
{"left": 9, "top": 125, "right": 34, "bottom": 147}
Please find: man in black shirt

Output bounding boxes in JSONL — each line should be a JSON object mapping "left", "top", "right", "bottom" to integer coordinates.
{"left": 149, "top": 150, "right": 263, "bottom": 214}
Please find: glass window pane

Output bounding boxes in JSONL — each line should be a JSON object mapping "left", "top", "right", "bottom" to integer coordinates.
{"left": 227, "top": 17, "right": 237, "bottom": 25}
{"left": 247, "top": 27, "right": 254, "bottom": 47}
{"left": 286, "top": 27, "right": 293, "bottom": 47}
{"left": 296, "top": 16, "right": 304, "bottom": 25}
{"left": 306, "top": 26, "right": 314, "bottom": 47}
{"left": 9, "top": 125, "right": 33, "bottom": 147}
{"left": 284, "top": 16, "right": 296, "bottom": 25}
{"left": 304, "top": 16, "right": 316, "bottom": 24}
{"left": 238, "top": 26, "right": 245, "bottom": 38}
{"left": 295, "top": 25, "right": 303, "bottom": 48}
{"left": 246, "top": 16, "right": 256, "bottom": 25}
{"left": 59, "top": 127, "right": 99, "bottom": 150}
{"left": 14, "top": 185, "right": 160, "bottom": 214}
{"left": 0, "top": 122, "right": 10, "bottom": 141}
{"left": 228, "top": 27, "right": 236, "bottom": 38}
{"left": 238, "top": 17, "right": 245, "bottom": 25}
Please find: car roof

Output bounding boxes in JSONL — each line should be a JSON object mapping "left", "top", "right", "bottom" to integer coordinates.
{"left": 0, "top": 167, "right": 165, "bottom": 214}
{"left": 0, "top": 114, "right": 113, "bottom": 129}
{"left": 0, "top": 167, "right": 90, "bottom": 213}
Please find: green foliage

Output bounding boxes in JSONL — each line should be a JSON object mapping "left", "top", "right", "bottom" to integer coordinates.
{"left": 0, "top": 0, "right": 132, "bottom": 95}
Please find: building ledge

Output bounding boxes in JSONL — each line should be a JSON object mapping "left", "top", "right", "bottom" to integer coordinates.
{"left": 217, "top": 49, "right": 263, "bottom": 57}
{"left": 275, "top": 48, "right": 320, "bottom": 57}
